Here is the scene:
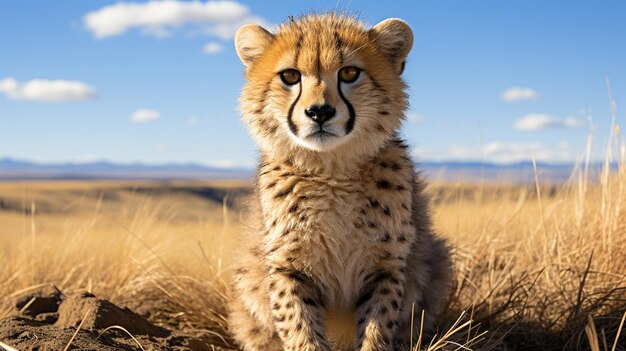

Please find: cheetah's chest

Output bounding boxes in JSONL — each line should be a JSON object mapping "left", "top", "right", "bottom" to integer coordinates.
{"left": 260, "top": 172, "right": 413, "bottom": 307}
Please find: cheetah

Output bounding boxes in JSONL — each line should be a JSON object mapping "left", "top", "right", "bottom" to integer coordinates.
{"left": 228, "top": 14, "right": 451, "bottom": 351}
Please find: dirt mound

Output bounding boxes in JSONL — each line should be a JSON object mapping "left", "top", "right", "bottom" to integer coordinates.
{"left": 0, "top": 285, "right": 220, "bottom": 350}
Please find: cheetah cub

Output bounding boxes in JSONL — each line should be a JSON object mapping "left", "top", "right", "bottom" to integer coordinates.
{"left": 228, "top": 14, "right": 451, "bottom": 351}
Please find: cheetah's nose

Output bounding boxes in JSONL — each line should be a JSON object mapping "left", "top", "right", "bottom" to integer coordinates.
{"left": 304, "top": 104, "right": 336, "bottom": 124}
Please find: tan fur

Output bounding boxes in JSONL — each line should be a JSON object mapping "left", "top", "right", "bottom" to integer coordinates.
{"left": 228, "top": 14, "right": 451, "bottom": 351}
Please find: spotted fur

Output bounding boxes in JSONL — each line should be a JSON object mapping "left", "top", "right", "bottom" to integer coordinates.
{"left": 228, "top": 14, "right": 451, "bottom": 351}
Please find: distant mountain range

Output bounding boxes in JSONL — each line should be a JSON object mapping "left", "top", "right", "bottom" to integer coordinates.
{"left": 0, "top": 157, "right": 588, "bottom": 183}
{"left": 0, "top": 158, "right": 251, "bottom": 180}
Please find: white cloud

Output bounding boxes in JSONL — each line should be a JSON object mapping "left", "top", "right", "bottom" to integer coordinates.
{"left": 0, "top": 78, "right": 18, "bottom": 93}
{"left": 514, "top": 114, "right": 558, "bottom": 130}
{"left": 201, "top": 14, "right": 269, "bottom": 39}
{"left": 0, "top": 77, "right": 95, "bottom": 102}
{"left": 131, "top": 109, "right": 160, "bottom": 122}
{"left": 202, "top": 41, "right": 223, "bottom": 54}
{"left": 187, "top": 116, "right": 200, "bottom": 125}
{"left": 500, "top": 87, "right": 539, "bottom": 102}
{"left": 83, "top": 0, "right": 267, "bottom": 40}
{"left": 563, "top": 116, "right": 584, "bottom": 128}
{"left": 435, "top": 141, "right": 575, "bottom": 164}
{"left": 514, "top": 113, "right": 584, "bottom": 131}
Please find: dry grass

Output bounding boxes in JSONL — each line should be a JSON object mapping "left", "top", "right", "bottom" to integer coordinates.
{"left": 0, "top": 181, "right": 245, "bottom": 348}
{"left": 431, "top": 174, "right": 626, "bottom": 350}
{"left": 1, "top": 172, "right": 624, "bottom": 350}
{"left": 1, "top": 120, "right": 625, "bottom": 350}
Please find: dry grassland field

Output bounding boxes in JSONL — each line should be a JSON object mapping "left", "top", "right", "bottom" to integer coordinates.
{"left": 0, "top": 167, "right": 625, "bottom": 350}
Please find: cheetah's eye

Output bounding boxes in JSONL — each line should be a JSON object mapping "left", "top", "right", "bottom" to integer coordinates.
{"left": 279, "top": 69, "right": 301, "bottom": 85}
{"left": 338, "top": 66, "right": 361, "bottom": 83}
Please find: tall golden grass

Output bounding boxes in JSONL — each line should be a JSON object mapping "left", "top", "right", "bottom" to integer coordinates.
{"left": 1, "top": 95, "right": 625, "bottom": 350}
{"left": 428, "top": 86, "right": 626, "bottom": 350}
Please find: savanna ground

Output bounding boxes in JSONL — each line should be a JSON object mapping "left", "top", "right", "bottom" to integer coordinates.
{"left": 1, "top": 162, "right": 625, "bottom": 350}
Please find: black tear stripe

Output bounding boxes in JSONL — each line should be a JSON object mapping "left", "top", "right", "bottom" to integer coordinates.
{"left": 287, "top": 81, "right": 302, "bottom": 135}
{"left": 337, "top": 79, "right": 356, "bottom": 134}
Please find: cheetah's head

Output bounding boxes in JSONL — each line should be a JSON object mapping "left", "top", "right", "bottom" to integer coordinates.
{"left": 235, "top": 14, "right": 412, "bottom": 159}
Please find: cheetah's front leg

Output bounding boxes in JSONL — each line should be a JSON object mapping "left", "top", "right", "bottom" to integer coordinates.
{"left": 356, "top": 267, "right": 406, "bottom": 351}
{"left": 268, "top": 266, "right": 332, "bottom": 351}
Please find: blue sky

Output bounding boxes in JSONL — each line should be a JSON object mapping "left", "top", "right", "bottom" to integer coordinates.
{"left": 1, "top": 0, "right": 625, "bottom": 167}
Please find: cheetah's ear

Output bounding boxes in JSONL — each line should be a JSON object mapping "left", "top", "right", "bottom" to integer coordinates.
{"left": 369, "top": 18, "right": 413, "bottom": 74}
{"left": 235, "top": 24, "right": 274, "bottom": 67}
